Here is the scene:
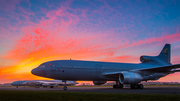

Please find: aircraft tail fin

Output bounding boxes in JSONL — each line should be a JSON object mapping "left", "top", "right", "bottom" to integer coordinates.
{"left": 157, "top": 44, "right": 171, "bottom": 64}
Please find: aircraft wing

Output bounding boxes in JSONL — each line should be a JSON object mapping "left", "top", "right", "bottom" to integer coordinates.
{"left": 103, "top": 71, "right": 121, "bottom": 78}
{"left": 103, "top": 71, "right": 122, "bottom": 75}
{"left": 103, "top": 64, "right": 180, "bottom": 77}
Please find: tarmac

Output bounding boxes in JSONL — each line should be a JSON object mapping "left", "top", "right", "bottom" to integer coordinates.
{"left": 0, "top": 86, "right": 180, "bottom": 94}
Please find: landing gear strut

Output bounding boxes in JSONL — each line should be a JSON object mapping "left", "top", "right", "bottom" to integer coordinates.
{"left": 63, "top": 80, "right": 67, "bottom": 90}
{"left": 113, "top": 81, "right": 123, "bottom": 89}
{"left": 130, "top": 84, "right": 144, "bottom": 89}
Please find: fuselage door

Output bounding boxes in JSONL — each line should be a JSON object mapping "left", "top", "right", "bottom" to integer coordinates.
{"left": 50, "top": 63, "right": 56, "bottom": 71}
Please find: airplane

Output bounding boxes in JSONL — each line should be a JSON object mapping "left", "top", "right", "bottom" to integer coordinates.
{"left": 31, "top": 44, "right": 180, "bottom": 90}
{"left": 11, "top": 80, "right": 78, "bottom": 88}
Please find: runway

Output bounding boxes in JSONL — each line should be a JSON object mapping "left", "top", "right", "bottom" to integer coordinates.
{"left": 1, "top": 86, "right": 180, "bottom": 94}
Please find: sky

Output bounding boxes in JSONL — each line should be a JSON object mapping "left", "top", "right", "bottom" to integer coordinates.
{"left": 0, "top": 0, "right": 180, "bottom": 83}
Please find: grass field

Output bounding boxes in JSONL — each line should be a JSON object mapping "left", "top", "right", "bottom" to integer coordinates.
{"left": 0, "top": 90, "right": 180, "bottom": 101}
{"left": 1, "top": 85, "right": 180, "bottom": 88}
{"left": 144, "top": 85, "right": 180, "bottom": 87}
{"left": 72, "top": 85, "right": 180, "bottom": 87}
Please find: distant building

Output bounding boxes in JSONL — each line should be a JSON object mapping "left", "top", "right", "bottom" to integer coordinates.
{"left": 76, "top": 81, "right": 180, "bottom": 86}
{"left": 141, "top": 81, "right": 180, "bottom": 85}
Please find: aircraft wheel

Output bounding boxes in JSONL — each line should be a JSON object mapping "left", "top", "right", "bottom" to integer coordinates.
{"left": 113, "top": 85, "right": 118, "bottom": 89}
{"left": 118, "top": 84, "right": 123, "bottom": 88}
{"left": 50, "top": 86, "right": 54, "bottom": 88}
{"left": 130, "top": 84, "right": 135, "bottom": 89}
{"left": 138, "top": 84, "right": 144, "bottom": 89}
{"left": 134, "top": 84, "right": 138, "bottom": 89}
{"left": 63, "top": 86, "right": 67, "bottom": 90}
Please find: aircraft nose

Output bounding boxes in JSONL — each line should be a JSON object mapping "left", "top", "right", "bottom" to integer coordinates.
{"left": 11, "top": 81, "right": 17, "bottom": 86}
{"left": 31, "top": 67, "right": 46, "bottom": 77}
{"left": 31, "top": 68, "right": 39, "bottom": 75}
{"left": 11, "top": 82, "right": 15, "bottom": 86}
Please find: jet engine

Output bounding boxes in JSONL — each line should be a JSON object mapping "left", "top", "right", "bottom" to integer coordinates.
{"left": 140, "top": 56, "right": 154, "bottom": 63}
{"left": 93, "top": 81, "right": 107, "bottom": 85}
{"left": 119, "top": 72, "right": 142, "bottom": 84}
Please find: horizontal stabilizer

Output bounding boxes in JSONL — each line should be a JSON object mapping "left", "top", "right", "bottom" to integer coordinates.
{"left": 170, "top": 69, "right": 180, "bottom": 73}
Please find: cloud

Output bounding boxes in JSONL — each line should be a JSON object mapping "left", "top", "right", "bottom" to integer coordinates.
{"left": 130, "top": 29, "right": 180, "bottom": 47}
{"left": 0, "top": 0, "right": 20, "bottom": 11}
{"left": 1, "top": 9, "right": 180, "bottom": 72}
{"left": 0, "top": 72, "right": 51, "bottom": 83}
{"left": 0, "top": 0, "right": 180, "bottom": 83}
{"left": 158, "top": 72, "right": 180, "bottom": 82}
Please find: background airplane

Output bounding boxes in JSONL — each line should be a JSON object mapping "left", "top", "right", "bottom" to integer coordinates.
{"left": 11, "top": 80, "right": 78, "bottom": 88}
{"left": 31, "top": 44, "right": 180, "bottom": 90}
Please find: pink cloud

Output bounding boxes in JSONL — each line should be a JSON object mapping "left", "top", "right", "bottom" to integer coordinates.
{"left": 2, "top": 4, "right": 180, "bottom": 65}
{"left": 101, "top": 55, "right": 139, "bottom": 63}
{"left": 129, "top": 29, "right": 180, "bottom": 47}
{"left": 158, "top": 72, "right": 180, "bottom": 82}
{"left": 0, "top": 0, "right": 20, "bottom": 11}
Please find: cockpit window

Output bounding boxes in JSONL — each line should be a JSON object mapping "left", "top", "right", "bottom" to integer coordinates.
{"left": 39, "top": 64, "right": 45, "bottom": 68}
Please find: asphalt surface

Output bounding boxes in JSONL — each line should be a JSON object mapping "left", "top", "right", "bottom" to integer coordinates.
{"left": 0, "top": 86, "right": 180, "bottom": 94}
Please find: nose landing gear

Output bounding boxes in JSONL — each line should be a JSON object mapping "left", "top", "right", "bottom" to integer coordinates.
{"left": 63, "top": 80, "right": 67, "bottom": 90}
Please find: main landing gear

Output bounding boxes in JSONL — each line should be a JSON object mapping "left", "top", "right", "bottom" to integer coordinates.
{"left": 113, "top": 81, "right": 124, "bottom": 89}
{"left": 112, "top": 81, "right": 144, "bottom": 89}
{"left": 130, "top": 84, "right": 144, "bottom": 89}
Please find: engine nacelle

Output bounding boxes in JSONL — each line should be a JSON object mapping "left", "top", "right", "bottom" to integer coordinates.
{"left": 119, "top": 72, "right": 143, "bottom": 84}
{"left": 93, "top": 81, "right": 107, "bottom": 85}
{"left": 140, "top": 56, "right": 153, "bottom": 63}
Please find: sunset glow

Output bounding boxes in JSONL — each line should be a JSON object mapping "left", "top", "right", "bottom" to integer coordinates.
{"left": 0, "top": 0, "right": 180, "bottom": 83}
